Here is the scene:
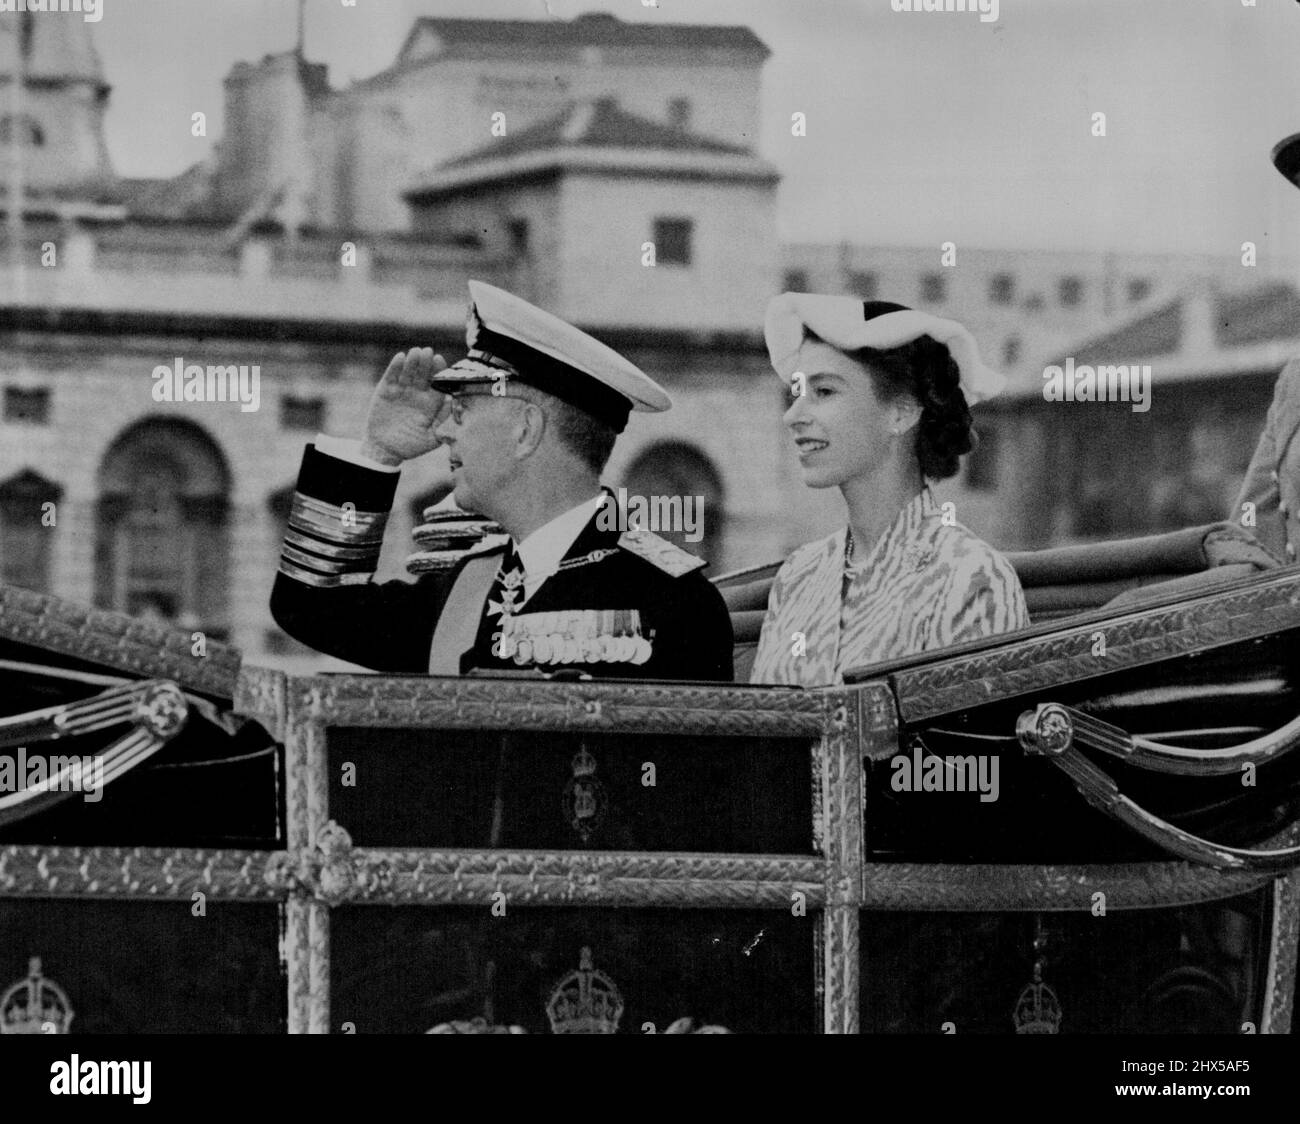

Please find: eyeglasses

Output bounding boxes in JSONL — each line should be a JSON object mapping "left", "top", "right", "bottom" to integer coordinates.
{"left": 443, "top": 389, "right": 535, "bottom": 424}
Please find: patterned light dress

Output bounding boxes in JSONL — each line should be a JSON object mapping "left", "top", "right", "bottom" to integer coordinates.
{"left": 750, "top": 488, "right": 1029, "bottom": 686}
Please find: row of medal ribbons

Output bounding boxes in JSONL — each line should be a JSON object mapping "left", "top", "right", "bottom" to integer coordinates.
{"left": 494, "top": 608, "right": 653, "bottom": 666}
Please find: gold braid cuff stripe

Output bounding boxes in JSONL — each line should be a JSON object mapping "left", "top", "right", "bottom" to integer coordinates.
{"left": 289, "top": 494, "right": 388, "bottom": 545}
{"left": 277, "top": 557, "right": 376, "bottom": 588}
{"left": 280, "top": 541, "right": 376, "bottom": 578}
{"left": 284, "top": 528, "right": 383, "bottom": 563}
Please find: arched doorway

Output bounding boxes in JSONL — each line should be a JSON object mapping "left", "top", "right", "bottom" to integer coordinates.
{"left": 94, "top": 418, "right": 232, "bottom": 637}
{"left": 619, "top": 443, "right": 726, "bottom": 564}
{"left": 0, "top": 469, "right": 61, "bottom": 593}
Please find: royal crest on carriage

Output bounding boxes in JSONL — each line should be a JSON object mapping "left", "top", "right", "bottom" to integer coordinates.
{"left": 1, "top": 958, "right": 74, "bottom": 1035}
{"left": 1012, "top": 968, "right": 1062, "bottom": 1034}
{"left": 546, "top": 947, "right": 624, "bottom": 1034}
{"left": 562, "top": 747, "right": 608, "bottom": 841}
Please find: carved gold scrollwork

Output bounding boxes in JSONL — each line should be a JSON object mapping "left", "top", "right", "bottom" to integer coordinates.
{"left": 263, "top": 821, "right": 394, "bottom": 905}
{"left": 303, "top": 821, "right": 392, "bottom": 906}
{"left": 564, "top": 854, "right": 604, "bottom": 901}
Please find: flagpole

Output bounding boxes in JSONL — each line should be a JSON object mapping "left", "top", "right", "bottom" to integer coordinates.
{"left": 6, "top": 11, "right": 30, "bottom": 299}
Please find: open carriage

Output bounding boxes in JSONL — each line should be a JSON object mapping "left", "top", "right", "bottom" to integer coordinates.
{"left": 1, "top": 518, "right": 1298, "bottom": 1035}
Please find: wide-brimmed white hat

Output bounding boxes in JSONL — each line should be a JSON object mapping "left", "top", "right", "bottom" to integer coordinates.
{"left": 764, "top": 294, "right": 1006, "bottom": 405}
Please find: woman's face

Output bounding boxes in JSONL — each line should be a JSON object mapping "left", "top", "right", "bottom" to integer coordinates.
{"left": 782, "top": 339, "right": 907, "bottom": 489}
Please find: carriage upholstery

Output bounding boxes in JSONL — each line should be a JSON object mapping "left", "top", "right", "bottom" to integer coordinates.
{"left": 713, "top": 520, "right": 1280, "bottom": 682}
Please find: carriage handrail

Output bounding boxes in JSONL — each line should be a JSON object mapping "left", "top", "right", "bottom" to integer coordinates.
{"left": 0, "top": 680, "right": 190, "bottom": 828}
{"left": 851, "top": 564, "right": 1300, "bottom": 724}
{"left": 1012, "top": 700, "right": 1300, "bottom": 777}
{"left": 1018, "top": 702, "right": 1300, "bottom": 871}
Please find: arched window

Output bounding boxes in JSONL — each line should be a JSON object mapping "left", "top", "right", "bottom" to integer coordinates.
{"left": 0, "top": 469, "right": 61, "bottom": 593}
{"left": 95, "top": 419, "right": 231, "bottom": 637}
{"left": 619, "top": 443, "right": 726, "bottom": 565}
{"left": 0, "top": 115, "right": 46, "bottom": 148}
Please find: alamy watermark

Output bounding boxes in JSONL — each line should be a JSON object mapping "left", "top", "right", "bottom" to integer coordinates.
{"left": 890, "top": 741, "right": 999, "bottom": 802}
{"left": 890, "top": 0, "right": 999, "bottom": 24}
{"left": 596, "top": 488, "right": 704, "bottom": 544}
{"left": 0, "top": 0, "right": 103, "bottom": 22}
{"left": 152, "top": 357, "right": 260, "bottom": 413}
{"left": 1042, "top": 357, "right": 1151, "bottom": 413}
{"left": 0, "top": 748, "right": 103, "bottom": 803}
{"left": 50, "top": 1056, "right": 151, "bottom": 1104}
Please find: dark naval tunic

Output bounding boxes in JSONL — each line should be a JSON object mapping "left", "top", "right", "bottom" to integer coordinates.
{"left": 270, "top": 444, "right": 734, "bottom": 681}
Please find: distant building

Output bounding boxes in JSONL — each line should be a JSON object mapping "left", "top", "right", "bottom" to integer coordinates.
{"left": 967, "top": 280, "right": 1300, "bottom": 549}
{"left": 212, "top": 12, "right": 770, "bottom": 235}
{"left": 403, "top": 95, "right": 779, "bottom": 332}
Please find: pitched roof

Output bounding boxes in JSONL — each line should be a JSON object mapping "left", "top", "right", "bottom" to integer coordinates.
{"left": 406, "top": 98, "right": 778, "bottom": 200}
{"left": 1215, "top": 282, "right": 1300, "bottom": 348}
{"left": 400, "top": 12, "right": 769, "bottom": 58}
{"left": 112, "top": 163, "right": 228, "bottom": 222}
{"left": 1067, "top": 282, "right": 1300, "bottom": 366}
{"left": 1018, "top": 279, "right": 1300, "bottom": 397}
{"left": 441, "top": 97, "right": 750, "bottom": 170}
{"left": 1070, "top": 297, "right": 1183, "bottom": 364}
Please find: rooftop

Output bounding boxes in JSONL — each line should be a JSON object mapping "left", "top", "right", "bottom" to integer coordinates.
{"left": 442, "top": 96, "right": 752, "bottom": 169}
{"left": 1066, "top": 281, "right": 1300, "bottom": 365}
{"left": 1008, "top": 279, "right": 1300, "bottom": 397}
{"left": 399, "top": 12, "right": 769, "bottom": 58}
{"left": 407, "top": 96, "right": 778, "bottom": 200}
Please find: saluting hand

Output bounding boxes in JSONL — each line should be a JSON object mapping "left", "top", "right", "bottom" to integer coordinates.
{"left": 360, "top": 348, "right": 451, "bottom": 466}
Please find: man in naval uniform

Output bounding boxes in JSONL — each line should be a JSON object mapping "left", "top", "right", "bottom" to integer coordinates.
{"left": 270, "top": 280, "right": 734, "bottom": 681}
{"left": 1235, "top": 132, "right": 1300, "bottom": 566}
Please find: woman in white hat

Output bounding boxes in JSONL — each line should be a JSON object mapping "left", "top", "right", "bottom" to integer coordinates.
{"left": 750, "top": 296, "right": 1029, "bottom": 686}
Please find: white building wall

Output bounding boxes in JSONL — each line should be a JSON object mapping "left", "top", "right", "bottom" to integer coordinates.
{"left": 554, "top": 173, "right": 778, "bottom": 332}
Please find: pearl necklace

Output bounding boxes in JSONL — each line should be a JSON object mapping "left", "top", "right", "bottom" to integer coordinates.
{"left": 844, "top": 528, "right": 866, "bottom": 574}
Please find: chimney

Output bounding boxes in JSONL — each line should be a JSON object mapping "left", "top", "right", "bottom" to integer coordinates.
{"left": 214, "top": 53, "right": 318, "bottom": 225}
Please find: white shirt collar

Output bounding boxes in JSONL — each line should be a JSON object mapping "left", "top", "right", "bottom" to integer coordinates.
{"left": 515, "top": 493, "right": 606, "bottom": 603}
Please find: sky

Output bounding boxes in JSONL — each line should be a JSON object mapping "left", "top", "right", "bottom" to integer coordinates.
{"left": 83, "top": 0, "right": 1300, "bottom": 260}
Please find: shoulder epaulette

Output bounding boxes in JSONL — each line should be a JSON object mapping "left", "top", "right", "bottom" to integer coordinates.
{"left": 463, "top": 534, "right": 511, "bottom": 559}
{"left": 406, "top": 533, "right": 508, "bottom": 576}
{"left": 617, "top": 529, "right": 707, "bottom": 577}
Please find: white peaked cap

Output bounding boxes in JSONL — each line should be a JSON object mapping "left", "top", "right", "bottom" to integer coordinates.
{"left": 764, "top": 292, "right": 1007, "bottom": 405}
{"left": 434, "top": 280, "right": 671, "bottom": 429}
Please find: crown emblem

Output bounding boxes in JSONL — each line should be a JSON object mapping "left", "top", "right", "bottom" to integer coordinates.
{"left": 546, "top": 947, "right": 624, "bottom": 1034}
{"left": 1013, "top": 970, "right": 1062, "bottom": 1034}
{"left": 1, "top": 958, "right": 74, "bottom": 1035}
{"left": 562, "top": 747, "right": 607, "bottom": 841}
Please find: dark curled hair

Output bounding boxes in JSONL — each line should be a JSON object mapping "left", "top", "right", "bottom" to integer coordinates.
{"left": 848, "top": 334, "right": 976, "bottom": 480}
